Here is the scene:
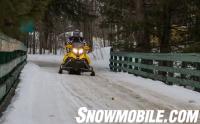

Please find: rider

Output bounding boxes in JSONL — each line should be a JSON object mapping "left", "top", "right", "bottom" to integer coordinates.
{"left": 65, "top": 29, "right": 89, "bottom": 51}
{"left": 67, "top": 29, "right": 85, "bottom": 44}
{"left": 62, "top": 30, "right": 90, "bottom": 64}
{"left": 59, "top": 30, "right": 95, "bottom": 75}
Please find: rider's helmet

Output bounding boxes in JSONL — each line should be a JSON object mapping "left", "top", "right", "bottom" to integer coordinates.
{"left": 73, "top": 29, "right": 80, "bottom": 37}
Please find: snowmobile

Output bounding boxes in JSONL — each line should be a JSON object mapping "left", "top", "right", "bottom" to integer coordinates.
{"left": 58, "top": 42, "right": 95, "bottom": 76}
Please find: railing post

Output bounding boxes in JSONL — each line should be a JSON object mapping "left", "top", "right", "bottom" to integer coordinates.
{"left": 194, "top": 62, "right": 200, "bottom": 92}
{"left": 134, "top": 58, "right": 139, "bottom": 71}
{"left": 114, "top": 56, "right": 118, "bottom": 72}
{"left": 141, "top": 59, "right": 153, "bottom": 74}
{"left": 128, "top": 57, "right": 132, "bottom": 74}
{"left": 158, "top": 60, "right": 167, "bottom": 83}
{"left": 123, "top": 56, "right": 128, "bottom": 72}
{"left": 166, "top": 61, "right": 174, "bottom": 85}
{"left": 109, "top": 54, "right": 113, "bottom": 70}
{"left": 119, "top": 56, "right": 122, "bottom": 72}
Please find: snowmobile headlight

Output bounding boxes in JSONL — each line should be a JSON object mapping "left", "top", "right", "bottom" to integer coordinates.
{"left": 72, "top": 48, "right": 78, "bottom": 54}
{"left": 79, "top": 49, "right": 84, "bottom": 54}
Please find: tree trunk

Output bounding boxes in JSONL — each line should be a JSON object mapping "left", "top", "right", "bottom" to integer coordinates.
{"left": 43, "top": 31, "right": 48, "bottom": 54}
{"left": 39, "top": 32, "right": 43, "bottom": 54}
{"left": 160, "top": 4, "right": 171, "bottom": 53}
{"left": 158, "top": 4, "right": 173, "bottom": 83}
{"left": 135, "top": 0, "right": 150, "bottom": 52}
{"left": 28, "top": 34, "right": 32, "bottom": 54}
{"left": 49, "top": 33, "right": 52, "bottom": 53}
{"left": 54, "top": 34, "right": 57, "bottom": 55}
{"left": 33, "top": 31, "right": 36, "bottom": 54}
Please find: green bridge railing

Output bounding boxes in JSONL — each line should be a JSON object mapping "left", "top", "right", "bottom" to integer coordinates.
{"left": 110, "top": 51, "right": 200, "bottom": 91}
{"left": 0, "top": 33, "right": 27, "bottom": 103}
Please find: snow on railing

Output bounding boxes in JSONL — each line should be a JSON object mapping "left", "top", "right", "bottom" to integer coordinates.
{"left": 0, "top": 33, "right": 27, "bottom": 52}
{"left": 110, "top": 51, "right": 200, "bottom": 92}
{"left": 0, "top": 33, "right": 27, "bottom": 104}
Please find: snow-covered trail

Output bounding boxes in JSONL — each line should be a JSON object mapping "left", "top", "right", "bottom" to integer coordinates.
{"left": 1, "top": 49, "right": 200, "bottom": 124}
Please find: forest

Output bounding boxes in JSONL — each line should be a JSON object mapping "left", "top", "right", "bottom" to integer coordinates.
{"left": 0, "top": 0, "right": 199, "bottom": 54}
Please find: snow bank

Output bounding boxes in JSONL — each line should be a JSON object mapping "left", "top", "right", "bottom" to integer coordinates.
{"left": 27, "top": 54, "right": 63, "bottom": 63}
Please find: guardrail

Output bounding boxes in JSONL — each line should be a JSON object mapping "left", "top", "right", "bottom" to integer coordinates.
{"left": 110, "top": 51, "right": 200, "bottom": 91}
{"left": 0, "top": 33, "right": 27, "bottom": 103}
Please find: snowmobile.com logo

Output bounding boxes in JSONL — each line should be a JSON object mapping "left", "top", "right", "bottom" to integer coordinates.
{"left": 75, "top": 107, "right": 199, "bottom": 123}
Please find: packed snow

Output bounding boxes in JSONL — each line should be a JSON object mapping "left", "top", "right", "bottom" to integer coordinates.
{"left": 0, "top": 47, "right": 200, "bottom": 124}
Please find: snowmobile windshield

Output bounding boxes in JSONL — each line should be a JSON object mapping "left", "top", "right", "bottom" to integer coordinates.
{"left": 70, "top": 37, "right": 83, "bottom": 43}
{"left": 72, "top": 42, "right": 84, "bottom": 48}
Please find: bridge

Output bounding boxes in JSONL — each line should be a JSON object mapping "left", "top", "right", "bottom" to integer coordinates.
{"left": 0, "top": 33, "right": 200, "bottom": 124}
